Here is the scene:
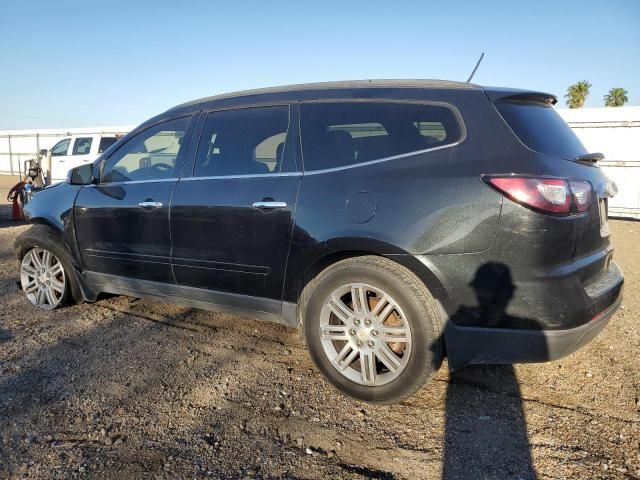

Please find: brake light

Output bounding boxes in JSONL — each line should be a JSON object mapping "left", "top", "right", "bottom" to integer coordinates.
{"left": 568, "top": 180, "right": 592, "bottom": 212}
{"left": 484, "top": 176, "right": 592, "bottom": 215}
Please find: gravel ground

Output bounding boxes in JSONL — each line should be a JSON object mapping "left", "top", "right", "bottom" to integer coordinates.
{"left": 0, "top": 219, "right": 638, "bottom": 479}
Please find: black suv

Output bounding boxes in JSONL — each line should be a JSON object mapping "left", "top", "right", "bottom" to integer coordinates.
{"left": 16, "top": 80, "right": 623, "bottom": 403}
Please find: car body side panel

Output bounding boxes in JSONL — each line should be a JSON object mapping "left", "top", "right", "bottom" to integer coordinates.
{"left": 170, "top": 175, "right": 301, "bottom": 301}
{"left": 21, "top": 182, "right": 84, "bottom": 266}
{"left": 68, "top": 113, "right": 198, "bottom": 283}
{"left": 73, "top": 181, "right": 177, "bottom": 282}
{"left": 283, "top": 90, "right": 507, "bottom": 302}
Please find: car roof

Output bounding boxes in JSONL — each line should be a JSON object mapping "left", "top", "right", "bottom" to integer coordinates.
{"left": 168, "top": 79, "right": 483, "bottom": 112}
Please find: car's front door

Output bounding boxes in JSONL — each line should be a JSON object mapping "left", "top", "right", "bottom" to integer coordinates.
{"left": 49, "top": 138, "right": 72, "bottom": 183}
{"left": 74, "top": 115, "right": 195, "bottom": 283}
{"left": 170, "top": 105, "right": 300, "bottom": 304}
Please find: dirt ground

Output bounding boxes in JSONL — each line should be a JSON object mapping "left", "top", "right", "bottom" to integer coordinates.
{"left": 0, "top": 220, "right": 638, "bottom": 480}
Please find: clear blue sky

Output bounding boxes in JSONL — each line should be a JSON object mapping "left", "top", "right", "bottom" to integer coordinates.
{"left": 1, "top": 0, "right": 639, "bottom": 129}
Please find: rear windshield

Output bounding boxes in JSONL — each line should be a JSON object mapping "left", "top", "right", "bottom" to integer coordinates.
{"left": 494, "top": 99, "right": 587, "bottom": 160}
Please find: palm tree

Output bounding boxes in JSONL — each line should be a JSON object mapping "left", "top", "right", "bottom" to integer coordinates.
{"left": 604, "top": 88, "right": 629, "bottom": 107}
{"left": 565, "top": 81, "right": 592, "bottom": 108}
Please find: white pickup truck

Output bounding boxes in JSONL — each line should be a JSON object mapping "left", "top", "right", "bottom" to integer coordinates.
{"left": 49, "top": 134, "right": 121, "bottom": 183}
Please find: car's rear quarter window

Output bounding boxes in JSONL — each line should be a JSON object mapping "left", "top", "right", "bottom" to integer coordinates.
{"left": 300, "top": 101, "right": 463, "bottom": 171}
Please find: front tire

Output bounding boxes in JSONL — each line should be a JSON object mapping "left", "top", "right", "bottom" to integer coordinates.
{"left": 16, "top": 225, "right": 82, "bottom": 310}
{"left": 301, "top": 256, "right": 443, "bottom": 404}
{"left": 20, "top": 247, "right": 69, "bottom": 310}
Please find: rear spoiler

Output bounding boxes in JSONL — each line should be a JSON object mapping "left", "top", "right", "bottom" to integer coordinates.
{"left": 484, "top": 87, "right": 557, "bottom": 105}
{"left": 575, "top": 152, "right": 604, "bottom": 163}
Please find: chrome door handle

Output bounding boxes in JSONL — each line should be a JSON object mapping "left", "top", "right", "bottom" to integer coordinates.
{"left": 252, "top": 201, "right": 287, "bottom": 210}
{"left": 138, "top": 201, "right": 163, "bottom": 209}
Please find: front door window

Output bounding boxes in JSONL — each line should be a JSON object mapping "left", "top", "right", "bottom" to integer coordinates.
{"left": 50, "top": 139, "right": 71, "bottom": 156}
{"left": 102, "top": 117, "right": 190, "bottom": 183}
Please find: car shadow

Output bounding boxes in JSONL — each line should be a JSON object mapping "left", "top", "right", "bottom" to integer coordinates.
{"left": 0, "top": 201, "right": 26, "bottom": 226}
{"left": 440, "top": 262, "right": 541, "bottom": 480}
{"left": 0, "top": 219, "right": 26, "bottom": 229}
{"left": 0, "top": 326, "right": 13, "bottom": 343}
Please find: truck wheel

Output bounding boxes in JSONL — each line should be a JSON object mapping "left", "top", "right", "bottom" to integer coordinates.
{"left": 301, "top": 256, "right": 443, "bottom": 404}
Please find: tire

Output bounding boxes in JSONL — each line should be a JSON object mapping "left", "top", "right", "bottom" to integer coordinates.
{"left": 15, "top": 224, "right": 83, "bottom": 309}
{"left": 301, "top": 255, "right": 443, "bottom": 404}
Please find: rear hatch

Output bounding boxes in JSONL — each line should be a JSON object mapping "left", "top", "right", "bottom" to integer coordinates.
{"left": 485, "top": 88, "right": 618, "bottom": 285}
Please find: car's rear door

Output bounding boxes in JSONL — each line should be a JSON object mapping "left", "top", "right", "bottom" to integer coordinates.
{"left": 170, "top": 104, "right": 300, "bottom": 306}
{"left": 73, "top": 115, "right": 196, "bottom": 283}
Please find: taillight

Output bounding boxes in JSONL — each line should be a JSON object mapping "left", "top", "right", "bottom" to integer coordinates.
{"left": 568, "top": 180, "right": 592, "bottom": 212}
{"left": 484, "top": 176, "right": 593, "bottom": 215}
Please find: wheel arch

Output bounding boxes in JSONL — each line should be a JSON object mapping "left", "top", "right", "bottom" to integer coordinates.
{"left": 25, "top": 217, "right": 64, "bottom": 237}
{"left": 286, "top": 237, "right": 451, "bottom": 356}
{"left": 289, "top": 238, "right": 450, "bottom": 313}
{"left": 15, "top": 221, "right": 74, "bottom": 262}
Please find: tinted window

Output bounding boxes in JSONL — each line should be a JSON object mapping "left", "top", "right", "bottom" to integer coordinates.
{"left": 414, "top": 121, "right": 447, "bottom": 141}
{"left": 300, "top": 102, "right": 462, "bottom": 171}
{"left": 50, "top": 139, "right": 70, "bottom": 156}
{"left": 495, "top": 100, "right": 587, "bottom": 160}
{"left": 328, "top": 123, "right": 387, "bottom": 138}
{"left": 254, "top": 132, "right": 286, "bottom": 172}
{"left": 102, "top": 117, "right": 190, "bottom": 183}
{"left": 98, "top": 137, "right": 118, "bottom": 153}
{"left": 194, "top": 106, "right": 289, "bottom": 177}
{"left": 72, "top": 137, "right": 93, "bottom": 155}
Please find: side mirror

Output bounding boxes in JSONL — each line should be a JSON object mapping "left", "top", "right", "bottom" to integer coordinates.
{"left": 39, "top": 148, "right": 48, "bottom": 156}
{"left": 67, "top": 163, "right": 95, "bottom": 185}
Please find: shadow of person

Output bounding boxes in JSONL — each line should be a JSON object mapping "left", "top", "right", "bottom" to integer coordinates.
{"left": 441, "top": 262, "right": 542, "bottom": 480}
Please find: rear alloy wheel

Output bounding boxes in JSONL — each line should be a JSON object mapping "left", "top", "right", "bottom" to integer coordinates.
{"left": 21, "top": 247, "right": 67, "bottom": 310}
{"left": 320, "top": 283, "right": 412, "bottom": 386}
{"left": 302, "top": 256, "right": 442, "bottom": 404}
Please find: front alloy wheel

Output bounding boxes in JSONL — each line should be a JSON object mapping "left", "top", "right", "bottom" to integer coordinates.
{"left": 21, "top": 247, "right": 66, "bottom": 310}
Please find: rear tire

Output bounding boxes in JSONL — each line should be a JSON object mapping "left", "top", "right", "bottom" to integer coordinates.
{"left": 301, "top": 256, "right": 443, "bottom": 404}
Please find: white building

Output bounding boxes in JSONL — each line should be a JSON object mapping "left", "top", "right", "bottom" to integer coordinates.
{"left": 558, "top": 107, "right": 640, "bottom": 219}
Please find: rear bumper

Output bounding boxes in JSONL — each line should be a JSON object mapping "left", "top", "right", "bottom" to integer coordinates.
{"left": 444, "top": 279, "right": 623, "bottom": 370}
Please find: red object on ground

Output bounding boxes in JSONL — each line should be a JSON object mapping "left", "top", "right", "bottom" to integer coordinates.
{"left": 7, "top": 182, "right": 25, "bottom": 220}
{"left": 12, "top": 196, "right": 24, "bottom": 220}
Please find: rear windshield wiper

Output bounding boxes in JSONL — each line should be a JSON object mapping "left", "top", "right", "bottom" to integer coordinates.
{"left": 575, "top": 152, "right": 604, "bottom": 163}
